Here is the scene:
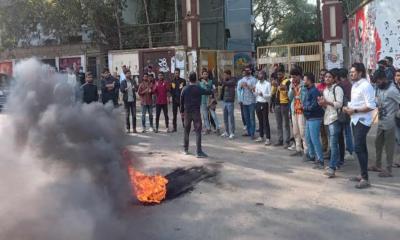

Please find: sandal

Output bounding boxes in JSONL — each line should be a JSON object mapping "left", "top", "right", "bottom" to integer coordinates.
{"left": 368, "top": 166, "right": 383, "bottom": 172}
{"left": 378, "top": 171, "right": 393, "bottom": 178}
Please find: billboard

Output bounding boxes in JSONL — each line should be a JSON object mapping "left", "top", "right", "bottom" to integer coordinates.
{"left": 349, "top": 0, "right": 400, "bottom": 69}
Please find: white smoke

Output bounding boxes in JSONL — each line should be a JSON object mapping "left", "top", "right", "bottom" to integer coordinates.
{"left": 0, "top": 59, "right": 130, "bottom": 240}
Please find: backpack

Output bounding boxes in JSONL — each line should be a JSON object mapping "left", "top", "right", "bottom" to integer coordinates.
{"left": 333, "top": 85, "right": 350, "bottom": 124}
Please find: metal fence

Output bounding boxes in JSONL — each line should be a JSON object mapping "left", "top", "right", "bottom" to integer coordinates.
{"left": 257, "top": 42, "right": 324, "bottom": 78}
{"left": 121, "top": 21, "right": 182, "bottom": 49}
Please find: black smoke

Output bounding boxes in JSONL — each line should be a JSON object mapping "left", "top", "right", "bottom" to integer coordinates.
{"left": 0, "top": 59, "right": 130, "bottom": 240}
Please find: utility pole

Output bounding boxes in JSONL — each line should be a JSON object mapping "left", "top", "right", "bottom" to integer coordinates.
{"left": 142, "top": 0, "right": 153, "bottom": 48}
{"left": 316, "top": 0, "right": 322, "bottom": 41}
{"left": 174, "top": 0, "right": 179, "bottom": 45}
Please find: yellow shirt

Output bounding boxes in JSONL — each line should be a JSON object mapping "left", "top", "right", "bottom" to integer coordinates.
{"left": 272, "top": 79, "right": 290, "bottom": 104}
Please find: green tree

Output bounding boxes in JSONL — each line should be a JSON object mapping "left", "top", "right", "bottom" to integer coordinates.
{"left": 274, "top": 0, "right": 320, "bottom": 44}
{"left": 254, "top": 0, "right": 320, "bottom": 46}
{"left": 0, "top": 0, "right": 127, "bottom": 49}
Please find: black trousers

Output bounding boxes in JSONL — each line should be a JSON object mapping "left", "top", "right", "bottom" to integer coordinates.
{"left": 338, "top": 125, "right": 345, "bottom": 166}
{"left": 256, "top": 102, "right": 271, "bottom": 139}
{"left": 184, "top": 111, "right": 202, "bottom": 154}
{"left": 352, "top": 122, "right": 371, "bottom": 180}
{"left": 124, "top": 101, "right": 136, "bottom": 130}
{"left": 156, "top": 104, "right": 169, "bottom": 130}
{"left": 172, "top": 103, "right": 184, "bottom": 130}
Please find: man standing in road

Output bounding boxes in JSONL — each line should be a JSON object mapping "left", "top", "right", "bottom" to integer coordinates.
{"left": 303, "top": 73, "right": 325, "bottom": 169}
{"left": 153, "top": 72, "right": 170, "bottom": 133}
{"left": 170, "top": 68, "right": 186, "bottom": 132}
{"left": 271, "top": 67, "right": 291, "bottom": 147}
{"left": 255, "top": 71, "right": 271, "bottom": 145}
{"left": 80, "top": 71, "right": 98, "bottom": 104}
{"left": 181, "top": 72, "right": 213, "bottom": 158}
{"left": 221, "top": 70, "right": 236, "bottom": 139}
{"left": 369, "top": 69, "right": 400, "bottom": 177}
{"left": 343, "top": 63, "right": 376, "bottom": 189}
{"left": 138, "top": 73, "right": 154, "bottom": 133}
{"left": 238, "top": 66, "right": 257, "bottom": 139}
{"left": 120, "top": 70, "right": 138, "bottom": 133}
{"left": 101, "top": 68, "right": 118, "bottom": 106}
{"left": 288, "top": 68, "right": 307, "bottom": 156}
{"left": 317, "top": 68, "right": 329, "bottom": 157}
{"left": 318, "top": 70, "right": 344, "bottom": 178}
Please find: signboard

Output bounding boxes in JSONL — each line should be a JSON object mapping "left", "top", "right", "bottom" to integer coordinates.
{"left": 349, "top": 0, "right": 400, "bottom": 69}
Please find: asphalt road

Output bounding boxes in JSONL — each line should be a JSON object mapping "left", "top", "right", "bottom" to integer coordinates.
{"left": 123, "top": 106, "right": 400, "bottom": 240}
{"left": 1, "top": 106, "right": 399, "bottom": 240}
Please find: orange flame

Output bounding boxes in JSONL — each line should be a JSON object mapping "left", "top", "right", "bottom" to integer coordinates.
{"left": 127, "top": 165, "right": 168, "bottom": 204}
{"left": 123, "top": 150, "right": 168, "bottom": 204}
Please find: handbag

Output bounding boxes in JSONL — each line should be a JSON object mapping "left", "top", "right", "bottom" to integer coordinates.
{"left": 333, "top": 85, "right": 350, "bottom": 124}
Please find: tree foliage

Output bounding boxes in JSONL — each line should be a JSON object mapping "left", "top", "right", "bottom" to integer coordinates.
{"left": 0, "top": 0, "right": 127, "bottom": 49}
{"left": 254, "top": 0, "right": 320, "bottom": 46}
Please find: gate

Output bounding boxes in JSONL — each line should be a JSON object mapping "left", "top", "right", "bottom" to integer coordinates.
{"left": 257, "top": 42, "right": 323, "bottom": 78}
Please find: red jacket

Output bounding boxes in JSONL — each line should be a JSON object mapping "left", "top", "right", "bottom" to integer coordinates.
{"left": 138, "top": 81, "right": 153, "bottom": 105}
{"left": 153, "top": 80, "right": 170, "bottom": 105}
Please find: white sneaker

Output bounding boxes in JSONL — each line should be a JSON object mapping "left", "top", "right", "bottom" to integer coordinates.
{"left": 221, "top": 132, "right": 228, "bottom": 138}
{"left": 148, "top": 127, "right": 154, "bottom": 132}
{"left": 265, "top": 139, "right": 271, "bottom": 146}
{"left": 288, "top": 145, "right": 296, "bottom": 151}
{"left": 229, "top": 134, "right": 235, "bottom": 139}
{"left": 345, "top": 152, "right": 354, "bottom": 161}
{"left": 255, "top": 137, "right": 264, "bottom": 143}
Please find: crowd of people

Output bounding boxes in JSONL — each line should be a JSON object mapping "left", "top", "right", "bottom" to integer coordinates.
{"left": 77, "top": 57, "right": 400, "bottom": 189}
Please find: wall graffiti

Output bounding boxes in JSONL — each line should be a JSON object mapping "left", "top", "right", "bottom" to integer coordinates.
{"left": 349, "top": 0, "right": 400, "bottom": 69}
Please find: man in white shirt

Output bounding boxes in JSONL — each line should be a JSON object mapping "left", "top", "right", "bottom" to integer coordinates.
{"left": 255, "top": 71, "right": 272, "bottom": 145}
{"left": 343, "top": 63, "right": 376, "bottom": 189}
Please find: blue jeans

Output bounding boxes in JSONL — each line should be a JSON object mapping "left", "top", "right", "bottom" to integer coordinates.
{"left": 223, "top": 102, "right": 235, "bottom": 135}
{"left": 344, "top": 122, "right": 354, "bottom": 154}
{"left": 201, "top": 104, "right": 211, "bottom": 130}
{"left": 305, "top": 119, "right": 324, "bottom": 163}
{"left": 243, "top": 103, "right": 256, "bottom": 137}
{"left": 209, "top": 109, "right": 221, "bottom": 129}
{"left": 141, "top": 105, "right": 153, "bottom": 128}
{"left": 328, "top": 121, "right": 342, "bottom": 170}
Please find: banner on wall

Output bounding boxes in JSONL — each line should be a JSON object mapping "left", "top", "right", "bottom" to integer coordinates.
{"left": 109, "top": 51, "right": 139, "bottom": 76}
{"left": 349, "top": 0, "right": 400, "bottom": 70}
{"left": 234, "top": 52, "right": 252, "bottom": 78}
{"left": 59, "top": 57, "right": 81, "bottom": 72}
{"left": 0, "top": 61, "right": 13, "bottom": 76}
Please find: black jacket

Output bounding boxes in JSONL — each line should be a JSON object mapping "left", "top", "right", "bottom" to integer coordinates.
{"left": 120, "top": 78, "right": 138, "bottom": 103}
{"left": 170, "top": 77, "right": 186, "bottom": 105}
{"left": 101, "top": 76, "right": 118, "bottom": 104}
{"left": 81, "top": 82, "right": 98, "bottom": 104}
{"left": 181, "top": 84, "right": 212, "bottom": 113}
{"left": 220, "top": 77, "right": 236, "bottom": 102}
